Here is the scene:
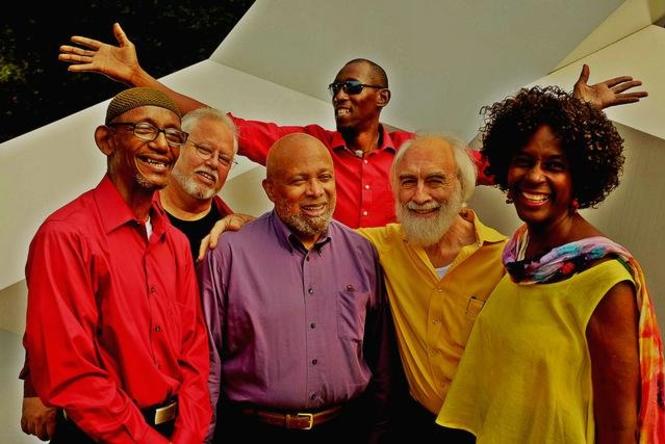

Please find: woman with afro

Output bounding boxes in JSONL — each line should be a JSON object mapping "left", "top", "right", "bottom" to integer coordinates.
{"left": 437, "top": 86, "right": 665, "bottom": 443}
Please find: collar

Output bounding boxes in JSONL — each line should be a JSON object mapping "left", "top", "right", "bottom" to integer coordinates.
{"left": 468, "top": 209, "right": 507, "bottom": 245}
{"left": 269, "top": 210, "right": 332, "bottom": 253}
{"left": 331, "top": 124, "right": 397, "bottom": 154}
{"left": 93, "top": 175, "right": 168, "bottom": 239}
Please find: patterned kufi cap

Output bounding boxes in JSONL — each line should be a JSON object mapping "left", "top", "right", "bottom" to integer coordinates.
{"left": 105, "top": 87, "right": 181, "bottom": 124}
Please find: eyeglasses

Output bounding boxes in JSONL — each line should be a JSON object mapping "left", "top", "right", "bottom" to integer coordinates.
{"left": 328, "top": 80, "right": 386, "bottom": 96}
{"left": 190, "top": 141, "right": 238, "bottom": 168}
{"left": 108, "top": 122, "right": 189, "bottom": 148}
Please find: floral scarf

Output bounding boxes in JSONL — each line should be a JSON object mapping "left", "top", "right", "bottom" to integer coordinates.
{"left": 504, "top": 225, "right": 665, "bottom": 442}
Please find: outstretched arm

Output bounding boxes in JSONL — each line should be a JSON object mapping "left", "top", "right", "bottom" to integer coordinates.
{"left": 573, "top": 64, "right": 647, "bottom": 109}
{"left": 58, "top": 22, "right": 206, "bottom": 114}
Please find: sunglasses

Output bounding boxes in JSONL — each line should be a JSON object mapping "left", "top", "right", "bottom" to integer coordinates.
{"left": 328, "top": 80, "right": 386, "bottom": 96}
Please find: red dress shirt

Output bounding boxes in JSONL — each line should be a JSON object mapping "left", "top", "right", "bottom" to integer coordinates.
{"left": 23, "top": 176, "right": 211, "bottom": 444}
{"left": 230, "top": 115, "right": 489, "bottom": 228}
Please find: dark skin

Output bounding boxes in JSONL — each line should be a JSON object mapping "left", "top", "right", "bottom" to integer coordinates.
{"left": 508, "top": 125, "right": 639, "bottom": 443}
{"left": 331, "top": 61, "right": 391, "bottom": 153}
{"left": 58, "top": 23, "right": 645, "bottom": 152}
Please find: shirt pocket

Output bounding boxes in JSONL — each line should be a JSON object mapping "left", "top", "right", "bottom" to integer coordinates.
{"left": 465, "top": 295, "right": 486, "bottom": 320}
{"left": 336, "top": 285, "right": 369, "bottom": 341}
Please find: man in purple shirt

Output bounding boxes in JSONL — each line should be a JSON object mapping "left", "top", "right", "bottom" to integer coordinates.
{"left": 198, "top": 133, "right": 396, "bottom": 443}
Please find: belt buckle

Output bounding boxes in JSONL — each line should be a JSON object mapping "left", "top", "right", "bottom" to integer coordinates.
{"left": 154, "top": 401, "right": 177, "bottom": 425}
{"left": 294, "top": 412, "right": 314, "bottom": 430}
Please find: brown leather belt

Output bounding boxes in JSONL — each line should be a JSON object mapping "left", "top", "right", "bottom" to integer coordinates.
{"left": 239, "top": 405, "right": 343, "bottom": 430}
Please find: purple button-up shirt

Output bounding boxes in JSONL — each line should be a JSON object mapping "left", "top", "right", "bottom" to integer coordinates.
{"left": 199, "top": 210, "right": 393, "bottom": 419}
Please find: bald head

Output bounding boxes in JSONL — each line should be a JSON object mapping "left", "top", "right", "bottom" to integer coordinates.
{"left": 263, "top": 133, "right": 336, "bottom": 248}
{"left": 265, "top": 133, "right": 333, "bottom": 180}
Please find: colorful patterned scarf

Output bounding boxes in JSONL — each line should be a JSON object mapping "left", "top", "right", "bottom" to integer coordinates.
{"left": 503, "top": 224, "right": 665, "bottom": 442}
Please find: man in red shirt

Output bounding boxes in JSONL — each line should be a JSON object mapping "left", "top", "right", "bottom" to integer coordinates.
{"left": 57, "top": 23, "right": 645, "bottom": 228}
{"left": 23, "top": 87, "right": 211, "bottom": 443}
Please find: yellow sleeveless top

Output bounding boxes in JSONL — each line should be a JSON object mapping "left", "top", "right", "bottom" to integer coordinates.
{"left": 437, "top": 259, "right": 634, "bottom": 443}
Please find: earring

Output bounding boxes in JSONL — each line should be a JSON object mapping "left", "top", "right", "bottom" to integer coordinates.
{"left": 570, "top": 198, "right": 579, "bottom": 211}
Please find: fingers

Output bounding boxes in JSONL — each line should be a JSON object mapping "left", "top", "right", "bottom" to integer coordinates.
{"left": 45, "top": 413, "right": 56, "bottom": 441}
{"left": 35, "top": 420, "right": 50, "bottom": 441}
{"left": 576, "top": 64, "right": 590, "bottom": 85}
{"left": 604, "top": 96, "right": 644, "bottom": 108}
{"left": 602, "top": 75, "right": 634, "bottom": 88}
{"left": 69, "top": 35, "right": 103, "bottom": 50}
{"left": 197, "top": 235, "right": 211, "bottom": 262}
{"left": 59, "top": 45, "right": 96, "bottom": 58}
{"left": 113, "top": 22, "right": 130, "bottom": 46}
{"left": 20, "top": 415, "right": 29, "bottom": 434}
{"left": 58, "top": 53, "right": 92, "bottom": 65}
{"left": 610, "top": 79, "right": 644, "bottom": 94}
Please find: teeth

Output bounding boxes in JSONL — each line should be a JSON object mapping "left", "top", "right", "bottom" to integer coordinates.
{"left": 522, "top": 192, "right": 548, "bottom": 202}
{"left": 198, "top": 172, "right": 216, "bottom": 182}
{"left": 143, "top": 158, "right": 167, "bottom": 169}
{"left": 336, "top": 109, "right": 350, "bottom": 116}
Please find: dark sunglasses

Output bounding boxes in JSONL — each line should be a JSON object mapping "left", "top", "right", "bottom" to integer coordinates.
{"left": 328, "top": 80, "right": 386, "bottom": 96}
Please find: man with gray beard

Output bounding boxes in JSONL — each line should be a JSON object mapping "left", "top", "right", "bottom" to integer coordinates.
{"left": 198, "top": 133, "right": 396, "bottom": 443}
{"left": 358, "top": 134, "right": 507, "bottom": 442}
{"left": 20, "top": 106, "right": 246, "bottom": 441}
{"left": 159, "top": 107, "right": 237, "bottom": 261}
{"left": 195, "top": 134, "right": 505, "bottom": 441}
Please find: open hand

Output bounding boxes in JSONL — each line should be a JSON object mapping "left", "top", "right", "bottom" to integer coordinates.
{"left": 573, "top": 64, "right": 647, "bottom": 109}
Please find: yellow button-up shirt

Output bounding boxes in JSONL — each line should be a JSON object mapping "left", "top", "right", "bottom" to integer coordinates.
{"left": 358, "top": 210, "right": 506, "bottom": 415}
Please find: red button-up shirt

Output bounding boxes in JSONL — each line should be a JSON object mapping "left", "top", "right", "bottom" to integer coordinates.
{"left": 24, "top": 176, "right": 211, "bottom": 444}
{"left": 231, "top": 115, "right": 488, "bottom": 228}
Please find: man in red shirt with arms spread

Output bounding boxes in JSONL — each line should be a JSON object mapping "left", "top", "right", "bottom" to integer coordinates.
{"left": 57, "top": 23, "right": 645, "bottom": 228}
{"left": 23, "top": 87, "right": 211, "bottom": 443}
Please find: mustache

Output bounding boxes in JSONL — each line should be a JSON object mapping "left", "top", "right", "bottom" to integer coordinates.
{"left": 195, "top": 167, "right": 219, "bottom": 181}
{"left": 405, "top": 202, "right": 441, "bottom": 211}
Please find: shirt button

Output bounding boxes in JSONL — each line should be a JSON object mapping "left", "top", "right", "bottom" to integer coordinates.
{"left": 155, "top": 325, "right": 161, "bottom": 333}
{"left": 363, "top": 159, "right": 368, "bottom": 164}
{"left": 308, "top": 288, "right": 314, "bottom": 294}
{"left": 310, "top": 393, "right": 317, "bottom": 400}
{"left": 310, "top": 323, "right": 316, "bottom": 329}
{"left": 364, "top": 184, "right": 370, "bottom": 190}
{"left": 362, "top": 211, "right": 368, "bottom": 216}
{"left": 312, "top": 359, "right": 318, "bottom": 365}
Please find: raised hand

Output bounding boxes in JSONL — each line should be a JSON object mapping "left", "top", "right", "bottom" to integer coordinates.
{"left": 573, "top": 64, "right": 648, "bottom": 109}
{"left": 58, "top": 22, "right": 141, "bottom": 85}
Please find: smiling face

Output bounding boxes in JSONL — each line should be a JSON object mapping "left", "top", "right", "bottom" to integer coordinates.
{"left": 331, "top": 61, "right": 387, "bottom": 131}
{"left": 394, "top": 137, "right": 464, "bottom": 246}
{"left": 99, "top": 105, "right": 181, "bottom": 201}
{"left": 507, "top": 125, "right": 574, "bottom": 229}
{"left": 171, "top": 116, "right": 235, "bottom": 200}
{"left": 263, "top": 134, "right": 336, "bottom": 246}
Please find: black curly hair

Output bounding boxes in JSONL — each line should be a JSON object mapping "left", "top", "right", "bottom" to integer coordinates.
{"left": 481, "top": 85, "right": 624, "bottom": 209}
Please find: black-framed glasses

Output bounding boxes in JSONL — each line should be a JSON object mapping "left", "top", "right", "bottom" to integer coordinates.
{"left": 328, "top": 80, "right": 386, "bottom": 96}
{"left": 190, "top": 141, "right": 238, "bottom": 168}
{"left": 108, "top": 122, "right": 189, "bottom": 148}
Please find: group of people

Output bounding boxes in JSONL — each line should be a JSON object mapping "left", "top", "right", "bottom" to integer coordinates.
{"left": 19, "top": 22, "right": 664, "bottom": 443}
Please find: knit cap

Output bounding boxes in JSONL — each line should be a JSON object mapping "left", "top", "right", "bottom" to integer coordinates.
{"left": 105, "top": 87, "right": 181, "bottom": 124}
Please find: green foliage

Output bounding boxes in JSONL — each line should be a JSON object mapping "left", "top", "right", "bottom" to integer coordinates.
{"left": 1, "top": 0, "right": 255, "bottom": 142}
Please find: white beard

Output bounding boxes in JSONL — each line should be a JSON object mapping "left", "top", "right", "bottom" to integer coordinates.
{"left": 397, "top": 189, "right": 464, "bottom": 247}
